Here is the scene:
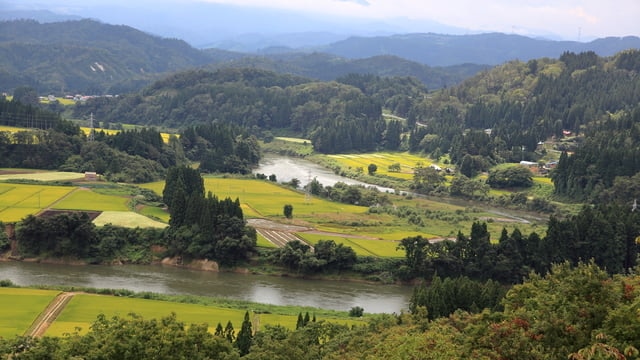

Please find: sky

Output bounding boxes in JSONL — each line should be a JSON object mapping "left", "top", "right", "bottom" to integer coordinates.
{"left": 4, "top": 0, "right": 639, "bottom": 42}
{"left": 204, "top": 0, "right": 637, "bottom": 39}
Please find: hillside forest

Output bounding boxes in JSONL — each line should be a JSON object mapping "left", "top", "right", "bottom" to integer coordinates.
{"left": 2, "top": 39, "right": 640, "bottom": 358}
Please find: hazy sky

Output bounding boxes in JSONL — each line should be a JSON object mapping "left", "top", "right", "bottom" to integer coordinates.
{"left": 203, "top": 0, "right": 638, "bottom": 39}
{"left": 6, "top": 0, "right": 639, "bottom": 41}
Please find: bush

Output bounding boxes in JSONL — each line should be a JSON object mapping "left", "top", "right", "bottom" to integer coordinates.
{"left": 349, "top": 306, "right": 364, "bottom": 317}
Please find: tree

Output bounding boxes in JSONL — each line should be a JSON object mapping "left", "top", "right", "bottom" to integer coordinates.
{"left": 13, "top": 86, "right": 38, "bottom": 106}
{"left": 487, "top": 166, "right": 533, "bottom": 188}
{"left": 367, "top": 163, "right": 378, "bottom": 175}
{"left": 388, "top": 162, "right": 401, "bottom": 172}
{"left": 224, "top": 320, "right": 236, "bottom": 343}
{"left": 236, "top": 311, "right": 253, "bottom": 356}
{"left": 283, "top": 204, "right": 293, "bottom": 219}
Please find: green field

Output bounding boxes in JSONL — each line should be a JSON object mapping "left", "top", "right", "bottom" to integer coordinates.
{"left": 0, "top": 288, "right": 60, "bottom": 338}
{"left": 47, "top": 293, "right": 359, "bottom": 337}
{"left": 52, "top": 188, "right": 130, "bottom": 211}
{"left": 0, "top": 183, "right": 75, "bottom": 222}
{"left": 298, "top": 233, "right": 403, "bottom": 257}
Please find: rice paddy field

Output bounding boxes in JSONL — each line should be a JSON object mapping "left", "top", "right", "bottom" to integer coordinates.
{"left": 45, "top": 293, "right": 360, "bottom": 337}
{"left": 327, "top": 152, "right": 439, "bottom": 180}
{"left": 93, "top": 211, "right": 167, "bottom": 228}
{"left": 0, "top": 288, "right": 60, "bottom": 338}
{"left": 0, "top": 183, "right": 75, "bottom": 222}
{"left": 0, "top": 171, "right": 165, "bottom": 227}
{"left": 51, "top": 188, "right": 130, "bottom": 212}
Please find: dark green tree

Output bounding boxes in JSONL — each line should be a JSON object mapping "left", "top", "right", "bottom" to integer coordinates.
{"left": 235, "top": 311, "right": 253, "bottom": 356}
{"left": 283, "top": 204, "right": 293, "bottom": 219}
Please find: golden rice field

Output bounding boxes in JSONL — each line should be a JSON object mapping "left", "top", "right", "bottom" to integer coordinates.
{"left": 328, "top": 152, "right": 441, "bottom": 180}
{"left": 80, "top": 127, "right": 176, "bottom": 143}
{"left": 141, "top": 177, "right": 368, "bottom": 219}
{"left": 0, "top": 183, "right": 74, "bottom": 222}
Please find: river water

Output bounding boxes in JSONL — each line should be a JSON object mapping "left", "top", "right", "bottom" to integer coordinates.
{"left": 0, "top": 261, "right": 412, "bottom": 314}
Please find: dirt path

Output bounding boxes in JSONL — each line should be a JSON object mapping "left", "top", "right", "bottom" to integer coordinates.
{"left": 26, "top": 292, "right": 76, "bottom": 337}
{"left": 247, "top": 218, "right": 379, "bottom": 249}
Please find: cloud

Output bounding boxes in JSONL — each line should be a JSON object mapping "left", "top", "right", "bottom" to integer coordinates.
{"left": 336, "top": 0, "right": 370, "bottom": 5}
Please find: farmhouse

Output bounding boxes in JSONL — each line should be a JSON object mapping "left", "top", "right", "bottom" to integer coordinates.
{"left": 84, "top": 172, "right": 98, "bottom": 181}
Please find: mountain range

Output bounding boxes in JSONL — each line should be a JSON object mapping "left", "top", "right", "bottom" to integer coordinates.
{"left": 0, "top": 17, "right": 639, "bottom": 95}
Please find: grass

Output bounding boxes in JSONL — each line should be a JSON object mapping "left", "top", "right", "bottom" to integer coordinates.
{"left": 93, "top": 211, "right": 167, "bottom": 228}
{"left": 0, "top": 288, "right": 60, "bottom": 338}
{"left": 138, "top": 205, "right": 170, "bottom": 223}
{"left": 52, "top": 188, "right": 130, "bottom": 212}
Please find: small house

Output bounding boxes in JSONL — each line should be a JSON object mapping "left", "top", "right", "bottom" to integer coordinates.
{"left": 84, "top": 172, "right": 98, "bottom": 181}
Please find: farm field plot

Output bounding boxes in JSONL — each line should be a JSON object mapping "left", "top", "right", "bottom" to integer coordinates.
{"left": 93, "top": 211, "right": 167, "bottom": 228}
{"left": 0, "top": 183, "right": 74, "bottom": 222}
{"left": 0, "top": 171, "right": 84, "bottom": 182}
{"left": 328, "top": 152, "right": 435, "bottom": 180}
{"left": 298, "top": 233, "right": 403, "bottom": 257}
{"left": 79, "top": 127, "right": 176, "bottom": 143}
{"left": 47, "top": 295, "right": 251, "bottom": 337}
{"left": 141, "top": 178, "right": 367, "bottom": 219}
{"left": 0, "top": 288, "right": 60, "bottom": 338}
{"left": 52, "top": 188, "right": 130, "bottom": 212}
{"left": 47, "top": 294, "right": 358, "bottom": 337}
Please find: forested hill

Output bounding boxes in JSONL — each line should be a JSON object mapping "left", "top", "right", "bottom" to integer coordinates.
{"left": 321, "top": 33, "right": 640, "bottom": 66}
{"left": 0, "top": 19, "right": 221, "bottom": 95}
{"left": 203, "top": 52, "right": 486, "bottom": 91}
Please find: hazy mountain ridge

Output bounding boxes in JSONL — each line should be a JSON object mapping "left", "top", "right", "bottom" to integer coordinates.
{"left": 320, "top": 33, "right": 640, "bottom": 66}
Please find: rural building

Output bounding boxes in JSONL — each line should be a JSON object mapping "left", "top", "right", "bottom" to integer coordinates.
{"left": 84, "top": 171, "right": 98, "bottom": 181}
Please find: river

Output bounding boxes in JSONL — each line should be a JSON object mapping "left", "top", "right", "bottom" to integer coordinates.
{"left": 0, "top": 261, "right": 412, "bottom": 314}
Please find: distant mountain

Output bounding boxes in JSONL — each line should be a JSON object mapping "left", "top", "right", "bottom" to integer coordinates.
{"left": 320, "top": 33, "right": 640, "bottom": 66}
{"left": 0, "top": 9, "right": 82, "bottom": 23}
{"left": 0, "top": 19, "right": 213, "bottom": 94}
{"left": 205, "top": 52, "right": 486, "bottom": 90}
